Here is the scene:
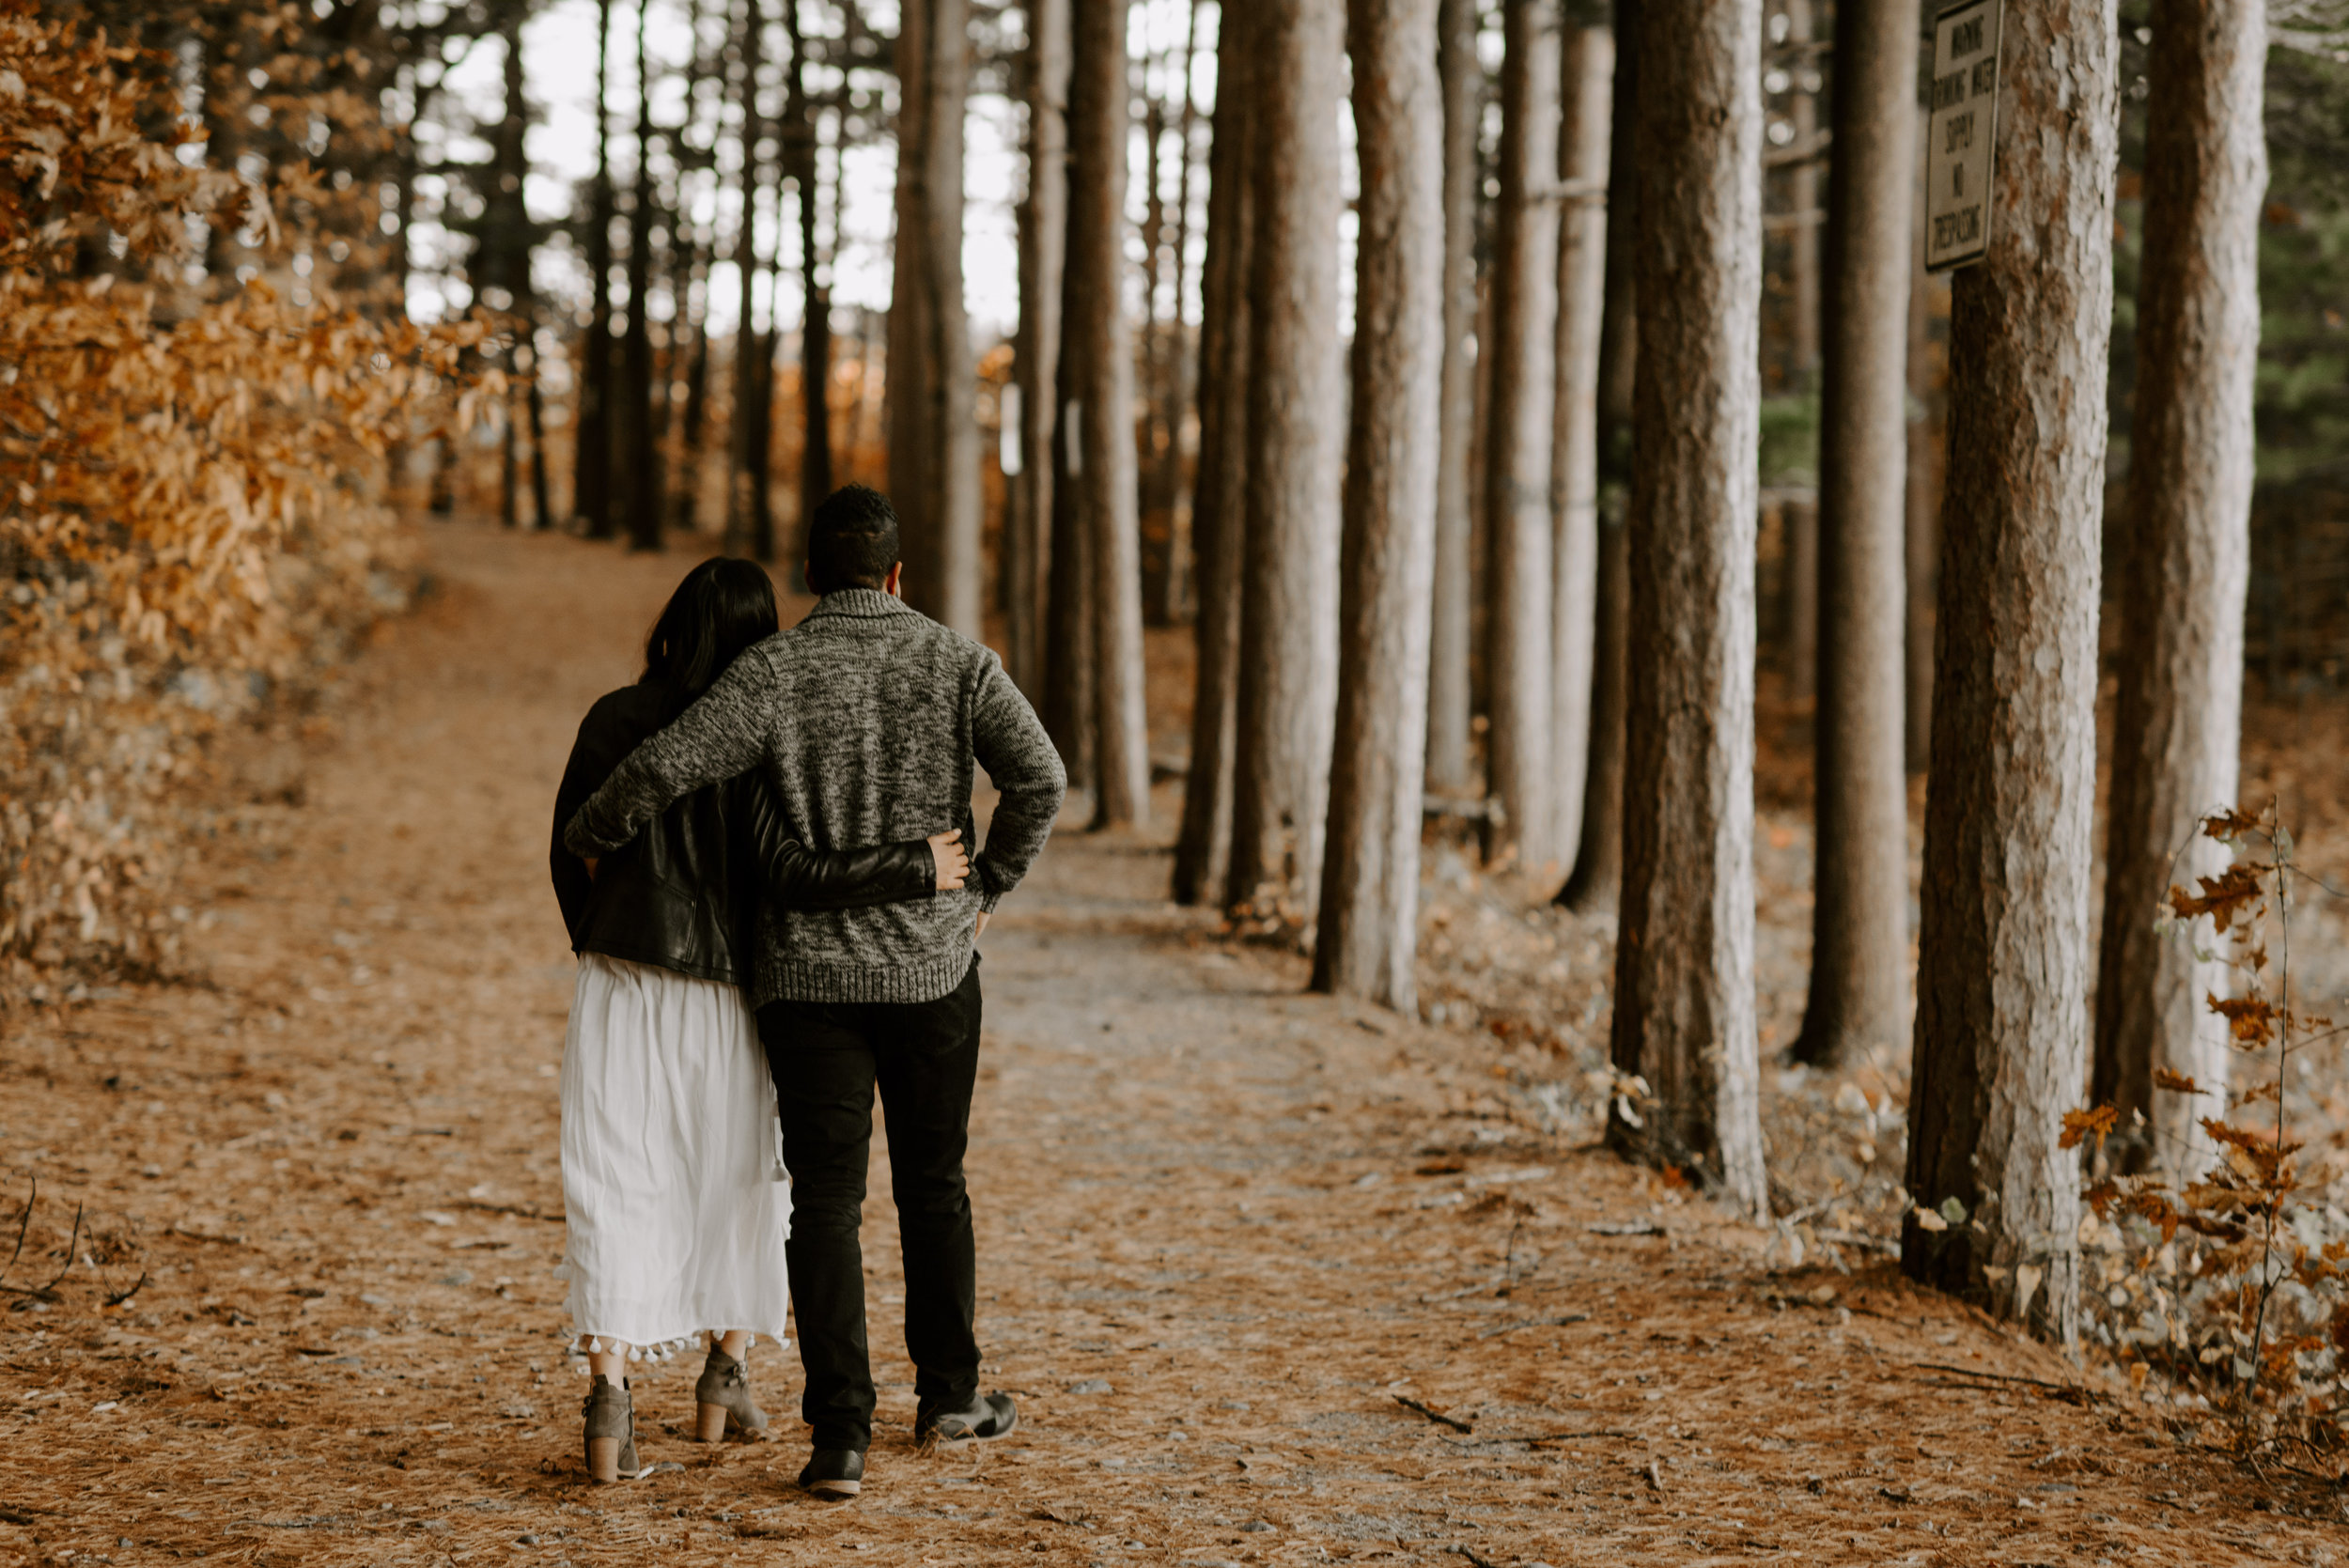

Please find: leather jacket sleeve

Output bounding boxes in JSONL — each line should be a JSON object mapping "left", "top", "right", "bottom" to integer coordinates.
{"left": 741, "top": 777, "right": 938, "bottom": 911}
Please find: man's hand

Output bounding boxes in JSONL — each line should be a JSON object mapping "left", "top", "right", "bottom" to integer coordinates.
{"left": 927, "top": 829, "right": 970, "bottom": 892}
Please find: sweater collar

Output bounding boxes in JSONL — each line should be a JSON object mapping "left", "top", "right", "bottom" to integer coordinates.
{"left": 807, "top": 587, "right": 916, "bottom": 621}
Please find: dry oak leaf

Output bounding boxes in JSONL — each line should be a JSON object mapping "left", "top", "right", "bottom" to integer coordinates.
{"left": 2169, "top": 865, "right": 2265, "bottom": 933}
{"left": 2208, "top": 992, "right": 2280, "bottom": 1048}
{"left": 2152, "top": 1068, "right": 2205, "bottom": 1096}
{"left": 2200, "top": 806, "right": 2266, "bottom": 845}
{"left": 2061, "top": 1105, "right": 2119, "bottom": 1154}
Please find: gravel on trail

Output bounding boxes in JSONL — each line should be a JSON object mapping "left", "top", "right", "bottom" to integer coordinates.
{"left": 1, "top": 520, "right": 2333, "bottom": 1566}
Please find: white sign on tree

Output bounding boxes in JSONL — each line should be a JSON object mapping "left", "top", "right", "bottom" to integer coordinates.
{"left": 1924, "top": 0, "right": 2001, "bottom": 272}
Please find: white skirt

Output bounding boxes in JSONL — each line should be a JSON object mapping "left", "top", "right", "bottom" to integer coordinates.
{"left": 554, "top": 953, "right": 793, "bottom": 1355}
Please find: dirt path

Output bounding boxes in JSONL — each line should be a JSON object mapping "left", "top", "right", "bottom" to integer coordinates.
{"left": 3, "top": 521, "right": 2340, "bottom": 1567}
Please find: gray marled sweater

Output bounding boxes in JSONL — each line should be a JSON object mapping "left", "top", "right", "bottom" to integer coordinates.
{"left": 564, "top": 589, "right": 1067, "bottom": 1006}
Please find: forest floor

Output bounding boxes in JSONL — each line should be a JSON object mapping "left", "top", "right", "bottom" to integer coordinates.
{"left": 3, "top": 518, "right": 2345, "bottom": 1567}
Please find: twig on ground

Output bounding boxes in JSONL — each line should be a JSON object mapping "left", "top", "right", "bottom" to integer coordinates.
{"left": 1442, "top": 1428, "right": 1634, "bottom": 1448}
{"left": 1393, "top": 1394, "right": 1473, "bottom": 1434}
{"left": 460, "top": 1199, "right": 562, "bottom": 1223}
{"left": 169, "top": 1222, "right": 248, "bottom": 1246}
{"left": 0, "top": 1177, "right": 32, "bottom": 1289}
{"left": 1481, "top": 1313, "right": 1591, "bottom": 1339}
{"left": 1452, "top": 1546, "right": 1500, "bottom": 1568}
{"left": 1911, "top": 1361, "right": 2095, "bottom": 1397}
{"left": 103, "top": 1270, "right": 149, "bottom": 1309}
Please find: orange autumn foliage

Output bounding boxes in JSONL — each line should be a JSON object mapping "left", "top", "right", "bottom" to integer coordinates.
{"left": 0, "top": 3, "right": 479, "bottom": 981}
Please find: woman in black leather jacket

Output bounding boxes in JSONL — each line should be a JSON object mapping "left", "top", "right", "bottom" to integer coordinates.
{"left": 546, "top": 557, "right": 962, "bottom": 1483}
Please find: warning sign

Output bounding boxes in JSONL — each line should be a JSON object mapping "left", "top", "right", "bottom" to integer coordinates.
{"left": 1924, "top": 0, "right": 2001, "bottom": 272}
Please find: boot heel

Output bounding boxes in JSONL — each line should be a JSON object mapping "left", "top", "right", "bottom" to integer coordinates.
{"left": 695, "top": 1403, "right": 730, "bottom": 1444}
{"left": 587, "top": 1436, "right": 621, "bottom": 1483}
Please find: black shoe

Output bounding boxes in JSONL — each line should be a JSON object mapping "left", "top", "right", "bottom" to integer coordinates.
{"left": 915, "top": 1390, "right": 1019, "bottom": 1448}
{"left": 799, "top": 1448, "right": 864, "bottom": 1498}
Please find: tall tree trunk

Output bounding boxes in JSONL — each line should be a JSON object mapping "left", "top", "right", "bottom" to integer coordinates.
{"left": 1783, "top": 0, "right": 1820, "bottom": 387}
{"left": 1904, "top": 0, "right": 2116, "bottom": 1347}
{"left": 1150, "top": 1, "right": 1204, "bottom": 628}
{"left": 1483, "top": 0, "right": 1564, "bottom": 875}
{"left": 1548, "top": 13, "right": 1611, "bottom": 878}
{"left": 1558, "top": 0, "right": 1637, "bottom": 914}
{"left": 2092, "top": 0, "right": 2263, "bottom": 1181}
{"left": 785, "top": 0, "right": 832, "bottom": 548}
{"left": 1224, "top": 0, "right": 1345, "bottom": 916}
{"left": 1904, "top": 149, "right": 1939, "bottom": 774}
{"left": 1170, "top": 0, "right": 1257, "bottom": 907}
{"left": 622, "top": 3, "right": 662, "bottom": 552}
{"left": 1313, "top": 0, "right": 1444, "bottom": 1009}
{"left": 1139, "top": 87, "right": 1174, "bottom": 627}
{"left": 1067, "top": 0, "right": 1150, "bottom": 827}
{"left": 1607, "top": 0, "right": 1766, "bottom": 1218}
{"left": 727, "top": 0, "right": 770, "bottom": 556}
{"left": 1010, "top": 0, "right": 1069, "bottom": 697}
{"left": 1042, "top": 322, "right": 1094, "bottom": 788}
{"left": 1788, "top": 0, "right": 1917, "bottom": 1069}
{"left": 1423, "top": 0, "right": 1480, "bottom": 800}
{"left": 888, "top": 0, "right": 982, "bottom": 636}
{"left": 577, "top": 0, "right": 618, "bottom": 537}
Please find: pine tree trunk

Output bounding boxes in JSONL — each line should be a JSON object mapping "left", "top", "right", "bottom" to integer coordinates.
{"left": 577, "top": 0, "right": 618, "bottom": 538}
{"left": 1788, "top": 0, "right": 1917, "bottom": 1070}
{"left": 1225, "top": 0, "right": 1345, "bottom": 916}
{"left": 1548, "top": 14, "right": 1611, "bottom": 880}
{"left": 1170, "top": 0, "right": 1257, "bottom": 907}
{"left": 887, "top": 0, "right": 982, "bottom": 634}
{"left": 727, "top": 0, "right": 769, "bottom": 556}
{"left": 1607, "top": 0, "right": 1766, "bottom": 1218}
{"left": 1043, "top": 323, "right": 1095, "bottom": 790}
{"left": 785, "top": 0, "right": 832, "bottom": 547}
{"left": 1482, "top": 0, "right": 1564, "bottom": 875}
{"left": 1904, "top": 155, "right": 1939, "bottom": 774}
{"left": 621, "top": 6, "right": 662, "bottom": 552}
{"left": 1068, "top": 0, "right": 1150, "bottom": 828}
{"left": 1011, "top": 0, "right": 1070, "bottom": 697}
{"left": 1904, "top": 0, "right": 2117, "bottom": 1348}
{"left": 1423, "top": 0, "right": 1480, "bottom": 801}
{"left": 1313, "top": 0, "right": 1444, "bottom": 1009}
{"left": 1781, "top": 0, "right": 1820, "bottom": 703}
{"left": 2092, "top": 0, "right": 2263, "bottom": 1181}
{"left": 1557, "top": 0, "right": 1638, "bottom": 915}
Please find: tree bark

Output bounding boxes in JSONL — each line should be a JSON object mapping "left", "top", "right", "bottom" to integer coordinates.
{"left": 1482, "top": 0, "right": 1564, "bottom": 874}
{"left": 1557, "top": 0, "right": 1637, "bottom": 915}
{"left": 887, "top": 0, "right": 981, "bottom": 635}
{"left": 1043, "top": 319, "right": 1094, "bottom": 791}
{"left": 1010, "top": 0, "right": 1070, "bottom": 698}
{"left": 1224, "top": 0, "right": 1345, "bottom": 917}
{"left": 727, "top": 0, "right": 770, "bottom": 556}
{"left": 577, "top": 0, "right": 618, "bottom": 538}
{"left": 784, "top": 0, "right": 832, "bottom": 549}
{"left": 1904, "top": 149, "right": 1940, "bottom": 775}
{"left": 620, "top": 2, "right": 662, "bottom": 552}
{"left": 1788, "top": 0, "right": 1917, "bottom": 1070}
{"left": 2092, "top": 0, "right": 2263, "bottom": 1182}
{"left": 1423, "top": 0, "right": 1480, "bottom": 801}
{"left": 1170, "top": 0, "right": 1257, "bottom": 907}
{"left": 1607, "top": 0, "right": 1766, "bottom": 1219}
{"left": 1904, "top": 0, "right": 2116, "bottom": 1348}
{"left": 1313, "top": 0, "right": 1444, "bottom": 1009}
{"left": 1067, "top": 0, "right": 1150, "bottom": 828}
{"left": 1548, "top": 14, "right": 1611, "bottom": 877}
{"left": 1784, "top": 0, "right": 1820, "bottom": 387}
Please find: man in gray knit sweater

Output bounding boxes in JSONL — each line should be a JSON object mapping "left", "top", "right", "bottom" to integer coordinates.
{"left": 564, "top": 485, "right": 1066, "bottom": 1497}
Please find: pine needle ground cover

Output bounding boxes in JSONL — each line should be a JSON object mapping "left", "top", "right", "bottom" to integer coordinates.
{"left": 1, "top": 521, "right": 2335, "bottom": 1567}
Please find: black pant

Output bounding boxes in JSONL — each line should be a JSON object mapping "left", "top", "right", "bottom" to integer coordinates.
{"left": 757, "top": 957, "right": 983, "bottom": 1452}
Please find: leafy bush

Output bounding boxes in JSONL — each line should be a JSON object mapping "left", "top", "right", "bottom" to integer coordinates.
{"left": 0, "top": 4, "right": 480, "bottom": 986}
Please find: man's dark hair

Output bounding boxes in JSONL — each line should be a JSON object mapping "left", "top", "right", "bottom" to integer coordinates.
{"left": 804, "top": 484, "right": 901, "bottom": 595}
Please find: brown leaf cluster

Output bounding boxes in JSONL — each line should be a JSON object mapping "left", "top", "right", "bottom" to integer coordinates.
{"left": 0, "top": 4, "right": 477, "bottom": 980}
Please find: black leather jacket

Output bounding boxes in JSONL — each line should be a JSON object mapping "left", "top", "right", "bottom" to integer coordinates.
{"left": 551, "top": 684, "right": 935, "bottom": 987}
